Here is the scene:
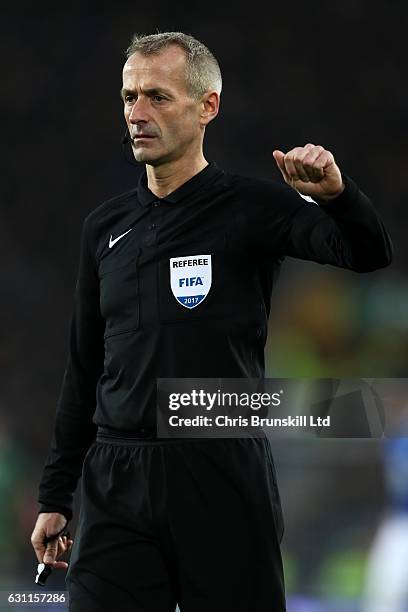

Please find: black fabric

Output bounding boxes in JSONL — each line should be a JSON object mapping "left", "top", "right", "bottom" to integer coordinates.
{"left": 37, "top": 162, "right": 393, "bottom": 520}
{"left": 66, "top": 431, "right": 286, "bottom": 612}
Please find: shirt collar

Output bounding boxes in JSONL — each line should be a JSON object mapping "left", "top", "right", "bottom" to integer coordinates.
{"left": 136, "top": 161, "right": 223, "bottom": 206}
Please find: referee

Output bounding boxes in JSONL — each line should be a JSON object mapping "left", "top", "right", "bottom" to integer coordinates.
{"left": 31, "top": 32, "right": 393, "bottom": 612}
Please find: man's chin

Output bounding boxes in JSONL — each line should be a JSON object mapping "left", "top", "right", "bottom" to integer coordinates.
{"left": 132, "top": 148, "right": 161, "bottom": 165}
{"left": 132, "top": 150, "right": 170, "bottom": 167}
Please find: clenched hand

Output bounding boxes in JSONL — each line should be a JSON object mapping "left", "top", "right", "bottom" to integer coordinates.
{"left": 31, "top": 512, "right": 73, "bottom": 570}
{"left": 273, "top": 144, "right": 345, "bottom": 201}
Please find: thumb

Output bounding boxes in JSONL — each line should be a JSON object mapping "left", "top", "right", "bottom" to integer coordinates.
{"left": 43, "top": 539, "right": 58, "bottom": 564}
{"left": 272, "top": 150, "right": 287, "bottom": 179}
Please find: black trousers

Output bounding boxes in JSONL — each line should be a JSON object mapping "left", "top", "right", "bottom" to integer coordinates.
{"left": 66, "top": 428, "right": 286, "bottom": 611}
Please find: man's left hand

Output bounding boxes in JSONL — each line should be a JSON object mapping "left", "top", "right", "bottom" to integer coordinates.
{"left": 273, "top": 144, "right": 345, "bottom": 201}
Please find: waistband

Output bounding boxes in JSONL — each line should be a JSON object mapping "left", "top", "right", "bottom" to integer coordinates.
{"left": 96, "top": 426, "right": 266, "bottom": 446}
{"left": 96, "top": 426, "right": 182, "bottom": 445}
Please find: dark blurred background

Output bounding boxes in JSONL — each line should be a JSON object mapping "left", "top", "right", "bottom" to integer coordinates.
{"left": 2, "top": 1, "right": 407, "bottom": 610}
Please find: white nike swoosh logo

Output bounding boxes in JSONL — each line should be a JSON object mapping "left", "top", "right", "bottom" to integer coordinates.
{"left": 109, "top": 228, "right": 133, "bottom": 248}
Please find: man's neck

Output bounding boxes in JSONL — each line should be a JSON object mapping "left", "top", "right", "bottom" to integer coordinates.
{"left": 145, "top": 155, "right": 209, "bottom": 199}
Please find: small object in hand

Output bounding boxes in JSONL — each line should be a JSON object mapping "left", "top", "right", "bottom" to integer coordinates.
{"left": 35, "top": 563, "right": 52, "bottom": 586}
{"left": 44, "top": 527, "right": 70, "bottom": 544}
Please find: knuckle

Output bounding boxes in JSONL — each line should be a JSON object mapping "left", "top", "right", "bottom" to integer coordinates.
{"left": 31, "top": 533, "right": 42, "bottom": 546}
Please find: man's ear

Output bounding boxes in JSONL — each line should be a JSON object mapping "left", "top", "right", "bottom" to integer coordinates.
{"left": 199, "top": 91, "right": 220, "bottom": 127}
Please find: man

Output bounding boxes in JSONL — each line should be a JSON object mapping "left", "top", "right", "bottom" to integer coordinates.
{"left": 31, "top": 31, "right": 393, "bottom": 612}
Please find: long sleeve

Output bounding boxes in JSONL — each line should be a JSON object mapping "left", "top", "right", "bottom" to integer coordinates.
{"left": 37, "top": 215, "right": 105, "bottom": 521}
{"left": 249, "top": 174, "right": 393, "bottom": 272}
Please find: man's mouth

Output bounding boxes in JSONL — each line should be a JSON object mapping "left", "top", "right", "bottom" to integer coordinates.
{"left": 133, "top": 135, "right": 156, "bottom": 140}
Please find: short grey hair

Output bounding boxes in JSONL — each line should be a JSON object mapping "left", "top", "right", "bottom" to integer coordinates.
{"left": 125, "top": 31, "right": 222, "bottom": 100}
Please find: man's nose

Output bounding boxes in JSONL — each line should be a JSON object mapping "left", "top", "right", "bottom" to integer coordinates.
{"left": 128, "top": 96, "right": 150, "bottom": 123}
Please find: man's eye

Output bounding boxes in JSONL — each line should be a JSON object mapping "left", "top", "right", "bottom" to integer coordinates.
{"left": 125, "top": 95, "right": 134, "bottom": 103}
{"left": 153, "top": 95, "right": 165, "bottom": 102}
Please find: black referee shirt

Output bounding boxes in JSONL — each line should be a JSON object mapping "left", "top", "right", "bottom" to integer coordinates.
{"left": 38, "top": 160, "right": 393, "bottom": 520}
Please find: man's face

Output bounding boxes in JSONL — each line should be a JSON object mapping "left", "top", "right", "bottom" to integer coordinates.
{"left": 121, "top": 46, "right": 204, "bottom": 166}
